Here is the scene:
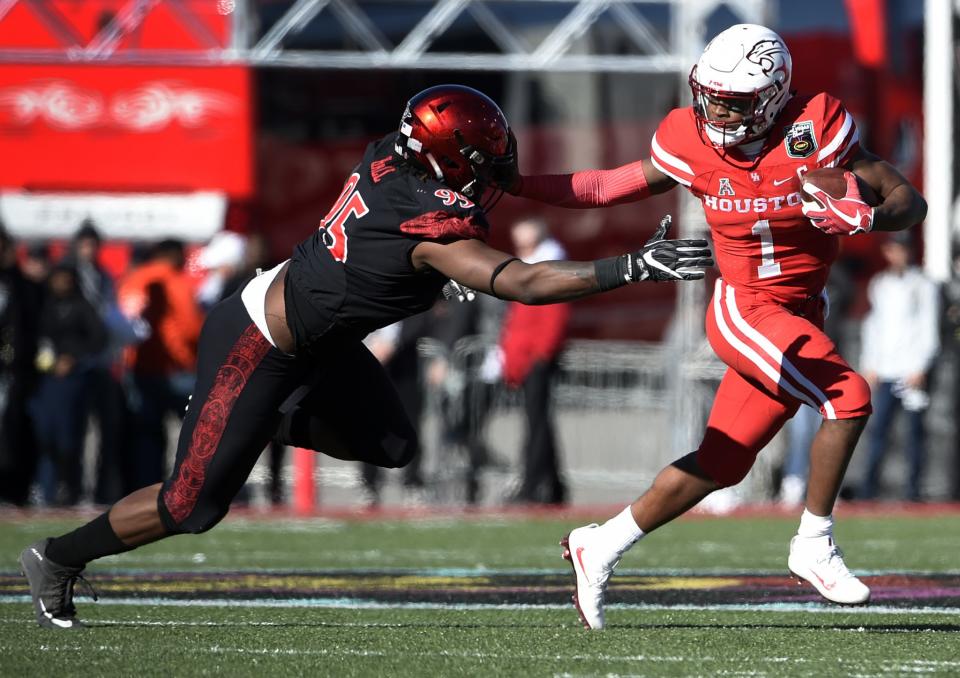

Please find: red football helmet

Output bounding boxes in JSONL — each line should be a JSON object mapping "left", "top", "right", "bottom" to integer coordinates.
{"left": 395, "top": 84, "right": 514, "bottom": 199}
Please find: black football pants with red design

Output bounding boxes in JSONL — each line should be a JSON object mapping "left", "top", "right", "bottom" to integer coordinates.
{"left": 157, "top": 292, "right": 418, "bottom": 534}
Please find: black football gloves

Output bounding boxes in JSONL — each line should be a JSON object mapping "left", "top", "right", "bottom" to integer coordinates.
{"left": 630, "top": 215, "right": 714, "bottom": 282}
{"left": 595, "top": 215, "right": 714, "bottom": 290}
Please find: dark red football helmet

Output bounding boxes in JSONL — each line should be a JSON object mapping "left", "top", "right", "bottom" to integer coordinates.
{"left": 395, "top": 84, "right": 514, "bottom": 200}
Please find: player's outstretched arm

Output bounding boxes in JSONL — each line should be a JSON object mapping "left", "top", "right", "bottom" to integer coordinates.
{"left": 413, "top": 223, "right": 712, "bottom": 306}
{"left": 851, "top": 149, "right": 927, "bottom": 232}
{"left": 497, "top": 158, "right": 677, "bottom": 208}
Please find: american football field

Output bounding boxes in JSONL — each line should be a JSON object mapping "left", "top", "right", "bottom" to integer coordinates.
{"left": 1, "top": 506, "right": 958, "bottom": 677}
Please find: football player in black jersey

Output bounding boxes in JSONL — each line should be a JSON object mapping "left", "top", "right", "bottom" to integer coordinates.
{"left": 19, "top": 84, "right": 714, "bottom": 629}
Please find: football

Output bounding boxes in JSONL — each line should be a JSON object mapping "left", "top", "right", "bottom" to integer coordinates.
{"left": 800, "top": 167, "right": 880, "bottom": 207}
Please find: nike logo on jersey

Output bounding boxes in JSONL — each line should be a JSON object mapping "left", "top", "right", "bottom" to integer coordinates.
{"left": 772, "top": 177, "right": 792, "bottom": 186}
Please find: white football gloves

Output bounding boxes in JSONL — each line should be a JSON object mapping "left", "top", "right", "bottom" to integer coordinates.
{"left": 801, "top": 171, "right": 875, "bottom": 236}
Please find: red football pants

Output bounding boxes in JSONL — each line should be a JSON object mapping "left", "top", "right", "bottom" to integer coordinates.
{"left": 696, "top": 279, "right": 872, "bottom": 486}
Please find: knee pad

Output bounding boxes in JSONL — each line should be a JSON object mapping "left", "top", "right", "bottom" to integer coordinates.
{"left": 695, "top": 442, "right": 757, "bottom": 488}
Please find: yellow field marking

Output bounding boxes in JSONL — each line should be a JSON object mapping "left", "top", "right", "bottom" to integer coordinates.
{"left": 613, "top": 576, "right": 745, "bottom": 590}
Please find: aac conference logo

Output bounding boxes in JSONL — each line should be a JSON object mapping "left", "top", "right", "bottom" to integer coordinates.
{"left": 0, "top": 79, "right": 238, "bottom": 132}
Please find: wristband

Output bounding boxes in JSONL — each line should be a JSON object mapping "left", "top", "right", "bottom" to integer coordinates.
{"left": 594, "top": 255, "right": 630, "bottom": 291}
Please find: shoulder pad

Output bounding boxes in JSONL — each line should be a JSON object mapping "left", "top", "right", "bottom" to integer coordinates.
{"left": 810, "top": 93, "right": 859, "bottom": 168}
{"left": 650, "top": 108, "right": 698, "bottom": 186}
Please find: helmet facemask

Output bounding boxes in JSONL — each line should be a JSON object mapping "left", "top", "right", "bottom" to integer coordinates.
{"left": 454, "top": 129, "right": 516, "bottom": 210}
{"left": 690, "top": 66, "right": 786, "bottom": 147}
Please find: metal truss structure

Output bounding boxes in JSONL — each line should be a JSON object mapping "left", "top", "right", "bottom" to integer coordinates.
{"left": 0, "top": 0, "right": 769, "bottom": 73}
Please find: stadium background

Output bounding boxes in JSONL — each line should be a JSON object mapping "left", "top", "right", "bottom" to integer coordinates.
{"left": 0, "top": 0, "right": 956, "bottom": 509}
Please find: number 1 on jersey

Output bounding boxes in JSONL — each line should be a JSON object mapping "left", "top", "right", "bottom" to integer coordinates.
{"left": 320, "top": 173, "right": 369, "bottom": 263}
{"left": 751, "top": 219, "right": 782, "bottom": 279}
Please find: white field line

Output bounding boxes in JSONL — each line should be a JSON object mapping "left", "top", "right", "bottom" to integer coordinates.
{"left": 2, "top": 613, "right": 960, "bottom": 629}
{"left": 2, "top": 597, "right": 960, "bottom": 616}
{"left": 0, "top": 644, "right": 714, "bottom": 662}
{"left": 3, "top": 643, "right": 960, "bottom": 670}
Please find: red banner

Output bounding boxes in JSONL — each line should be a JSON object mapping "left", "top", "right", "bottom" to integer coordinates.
{"left": 0, "top": 64, "right": 252, "bottom": 196}
{"left": 0, "top": 1, "right": 230, "bottom": 51}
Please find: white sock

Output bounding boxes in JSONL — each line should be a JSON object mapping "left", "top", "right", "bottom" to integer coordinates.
{"left": 796, "top": 508, "right": 834, "bottom": 539}
{"left": 597, "top": 506, "right": 645, "bottom": 556}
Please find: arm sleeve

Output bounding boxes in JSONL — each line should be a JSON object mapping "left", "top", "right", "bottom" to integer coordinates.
{"left": 518, "top": 159, "right": 650, "bottom": 208}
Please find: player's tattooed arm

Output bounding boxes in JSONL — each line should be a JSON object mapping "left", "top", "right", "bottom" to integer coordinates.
{"left": 413, "top": 222, "right": 713, "bottom": 305}
{"left": 850, "top": 149, "right": 928, "bottom": 232}
{"left": 414, "top": 238, "right": 601, "bottom": 304}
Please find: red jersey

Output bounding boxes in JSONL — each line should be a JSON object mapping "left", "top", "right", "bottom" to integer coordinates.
{"left": 650, "top": 93, "right": 860, "bottom": 304}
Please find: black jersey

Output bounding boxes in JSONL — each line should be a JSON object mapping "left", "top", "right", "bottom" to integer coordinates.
{"left": 286, "top": 133, "right": 489, "bottom": 350}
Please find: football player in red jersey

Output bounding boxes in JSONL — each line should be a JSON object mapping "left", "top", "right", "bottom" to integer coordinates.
{"left": 17, "top": 84, "right": 713, "bottom": 629}
{"left": 502, "top": 24, "right": 927, "bottom": 627}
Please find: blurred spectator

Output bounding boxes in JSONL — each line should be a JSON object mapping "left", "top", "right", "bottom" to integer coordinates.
{"left": 119, "top": 239, "right": 204, "bottom": 490}
{"left": 21, "top": 242, "right": 51, "bottom": 285}
{"left": 65, "top": 220, "right": 115, "bottom": 315}
{"left": 221, "top": 232, "right": 272, "bottom": 300}
{"left": 500, "top": 219, "right": 570, "bottom": 505}
{"left": 30, "top": 264, "right": 107, "bottom": 505}
{"left": 428, "top": 292, "right": 505, "bottom": 505}
{"left": 63, "top": 220, "right": 137, "bottom": 504}
{"left": 941, "top": 250, "right": 960, "bottom": 500}
{"left": 196, "top": 231, "right": 247, "bottom": 310}
{"left": 0, "top": 228, "right": 43, "bottom": 505}
{"left": 860, "top": 233, "right": 940, "bottom": 501}
{"left": 360, "top": 313, "right": 434, "bottom": 507}
{"left": 778, "top": 261, "right": 854, "bottom": 506}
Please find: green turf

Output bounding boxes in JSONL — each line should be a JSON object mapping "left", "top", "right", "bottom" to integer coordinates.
{"left": 1, "top": 605, "right": 958, "bottom": 677}
{"left": 1, "top": 511, "right": 959, "bottom": 677}
{"left": 1, "top": 513, "right": 958, "bottom": 571}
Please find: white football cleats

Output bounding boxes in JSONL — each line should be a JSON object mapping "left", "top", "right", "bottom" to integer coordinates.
{"left": 788, "top": 535, "right": 871, "bottom": 605}
{"left": 561, "top": 524, "right": 620, "bottom": 630}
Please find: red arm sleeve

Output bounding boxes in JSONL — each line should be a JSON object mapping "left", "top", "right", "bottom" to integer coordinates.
{"left": 518, "top": 160, "right": 650, "bottom": 208}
